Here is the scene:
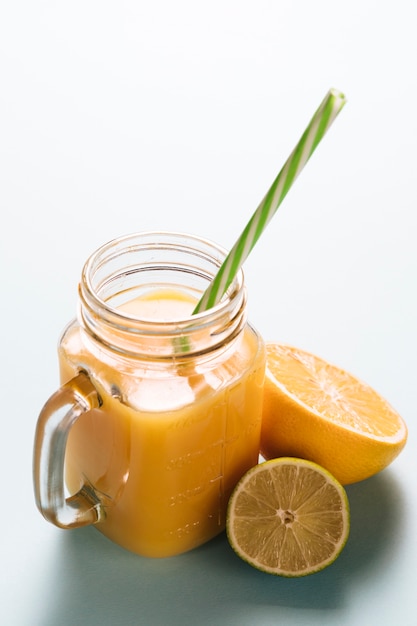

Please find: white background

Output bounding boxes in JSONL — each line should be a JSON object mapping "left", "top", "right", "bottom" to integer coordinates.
{"left": 1, "top": 2, "right": 416, "bottom": 625}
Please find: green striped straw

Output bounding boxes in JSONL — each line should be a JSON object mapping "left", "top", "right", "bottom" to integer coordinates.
{"left": 193, "top": 87, "right": 346, "bottom": 314}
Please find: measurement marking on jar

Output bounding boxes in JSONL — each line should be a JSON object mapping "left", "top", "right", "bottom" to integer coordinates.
{"left": 168, "top": 477, "right": 223, "bottom": 506}
{"left": 166, "top": 440, "right": 223, "bottom": 470}
{"left": 168, "top": 520, "right": 201, "bottom": 538}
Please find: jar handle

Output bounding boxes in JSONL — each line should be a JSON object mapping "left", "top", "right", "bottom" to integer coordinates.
{"left": 33, "top": 371, "right": 104, "bottom": 528}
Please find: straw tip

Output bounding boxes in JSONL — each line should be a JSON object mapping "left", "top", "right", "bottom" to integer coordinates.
{"left": 329, "top": 87, "right": 347, "bottom": 104}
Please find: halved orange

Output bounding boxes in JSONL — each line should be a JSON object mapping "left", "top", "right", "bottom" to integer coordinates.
{"left": 260, "top": 344, "right": 407, "bottom": 484}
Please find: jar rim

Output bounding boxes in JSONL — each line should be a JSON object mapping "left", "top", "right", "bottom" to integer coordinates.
{"left": 77, "top": 231, "right": 247, "bottom": 358}
{"left": 80, "top": 230, "right": 244, "bottom": 330}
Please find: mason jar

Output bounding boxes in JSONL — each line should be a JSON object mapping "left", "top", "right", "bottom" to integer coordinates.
{"left": 33, "top": 231, "right": 266, "bottom": 557}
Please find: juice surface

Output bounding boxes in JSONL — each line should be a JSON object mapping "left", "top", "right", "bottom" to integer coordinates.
{"left": 61, "top": 289, "right": 265, "bottom": 557}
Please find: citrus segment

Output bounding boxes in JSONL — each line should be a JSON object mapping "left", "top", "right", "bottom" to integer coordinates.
{"left": 260, "top": 344, "right": 407, "bottom": 484}
{"left": 226, "top": 457, "right": 350, "bottom": 577}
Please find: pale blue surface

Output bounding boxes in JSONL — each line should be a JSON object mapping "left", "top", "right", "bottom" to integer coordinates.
{"left": 1, "top": 2, "right": 416, "bottom": 625}
{"left": 28, "top": 471, "right": 412, "bottom": 626}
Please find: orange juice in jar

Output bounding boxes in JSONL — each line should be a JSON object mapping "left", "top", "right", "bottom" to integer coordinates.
{"left": 34, "top": 232, "right": 265, "bottom": 557}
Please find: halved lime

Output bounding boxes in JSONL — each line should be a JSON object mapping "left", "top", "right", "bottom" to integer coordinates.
{"left": 226, "top": 457, "right": 350, "bottom": 577}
